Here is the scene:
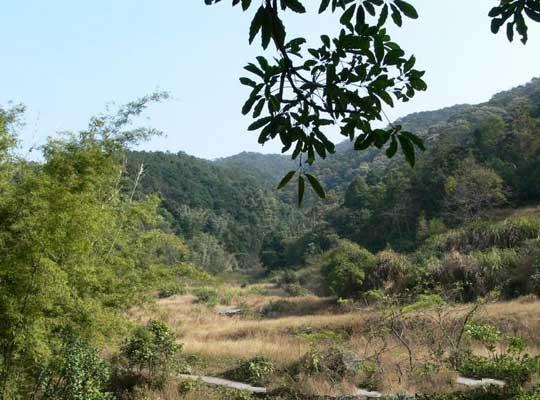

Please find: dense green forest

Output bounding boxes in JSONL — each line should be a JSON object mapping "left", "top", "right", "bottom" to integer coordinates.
{"left": 0, "top": 96, "right": 208, "bottom": 399}
{"left": 128, "top": 78, "right": 540, "bottom": 275}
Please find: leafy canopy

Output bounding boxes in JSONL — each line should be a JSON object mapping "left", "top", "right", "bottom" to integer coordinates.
{"left": 205, "top": 0, "right": 538, "bottom": 201}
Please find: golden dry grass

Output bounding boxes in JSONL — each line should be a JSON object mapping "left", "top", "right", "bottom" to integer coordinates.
{"left": 131, "top": 289, "right": 540, "bottom": 396}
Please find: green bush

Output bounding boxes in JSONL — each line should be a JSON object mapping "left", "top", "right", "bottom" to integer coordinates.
{"left": 457, "top": 353, "right": 537, "bottom": 386}
{"left": 282, "top": 283, "right": 310, "bottom": 297}
{"left": 158, "top": 283, "right": 186, "bottom": 298}
{"left": 425, "top": 216, "right": 540, "bottom": 254}
{"left": 291, "top": 346, "right": 362, "bottom": 381}
{"left": 457, "top": 323, "right": 540, "bottom": 387}
{"left": 193, "top": 286, "right": 219, "bottom": 306}
{"left": 120, "top": 320, "right": 181, "bottom": 387}
{"left": 432, "top": 251, "right": 485, "bottom": 302}
{"left": 320, "top": 240, "right": 376, "bottom": 298}
{"left": 36, "top": 334, "right": 114, "bottom": 400}
{"left": 514, "top": 239, "right": 540, "bottom": 297}
{"left": 277, "top": 269, "right": 299, "bottom": 285}
{"left": 296, "top": 329, "right": 345, "bottom": 346}
{"left": 178, "top": 378, "right": 202, "bottom": 394}
{"left": 224, "top": 356, "right": 275, "bottom": 386}
{"left": 515, "top": 389, "right": 540, "bottom": 400}
{"left": 369, "top": 250, "right": 420, "bottom": 296}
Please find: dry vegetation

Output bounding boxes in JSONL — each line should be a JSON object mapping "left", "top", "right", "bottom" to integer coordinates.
{"left": 130, "top": 286, "right": 540, "bottom": 397}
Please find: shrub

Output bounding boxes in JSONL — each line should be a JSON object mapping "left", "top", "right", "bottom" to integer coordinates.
{"left": 458, "top": 322, "right": 540, "bottom": 387}
{"left": 432, "top": 251, "right": 485, "bottom": 302}
{"left": 119, "top": 320, "right": 181, "bottom": 387}
{"left": 193, "top": 286, "right": 219, "bottom": 306}
{"left": 291, "top": 346, "right": 362, "bottom": 381}
{"left": 282, "top": 283, "right": 310, "bottom": 297}
{"left": 515, "top": 239, "right": 540, "bottom": 297}
{"left": 457, "top": 353, "right": 536, "bottom": 386}
{"left": 224, "top": 356, "right": 275, "bottom": 386}
{"left": 260, "top": 300, "right": 287, "bottom": 318}
{"left": 278, "top": 269, "right": 299, "bottom": 285}
{"left": 320, "top": 240, "right": 376, "bottom": 298}
{"left": 217, "top": 388, "right": 253, "bottom": 400}
{"left": 425, "top": 216, "right": 540, "bottom": 254}
{"left": 157, "top": 283, "right": 186, "bottom": 298}
{"left": 401, "top": 294, "right": 445, "bottom": 314}
{"left": 36, "top": 334, "right": 114, "bottom": 400}
{"left": 370, "top": 250, "right": 419, "bottom": 295}
{"left": 472, "top": 247, "right": 520, "bottom": 296}
{"left": 465, "top": 322, "right": 502, "bottom": 353}
{"left": 296, "top": 329, "right": 345, "bottom": 346}
{"left": 516, "top": 389, "right": 540, "bottom": 400}
{"left": 177, "top": 377, "right": 202, "bottom": 394}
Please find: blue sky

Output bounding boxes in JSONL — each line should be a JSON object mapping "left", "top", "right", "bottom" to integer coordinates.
{"left": 1, "top": 1, "right": 539, "bottom": 159}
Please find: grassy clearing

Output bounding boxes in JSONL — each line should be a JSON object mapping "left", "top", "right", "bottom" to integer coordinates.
{"left": 131, "top": 287, "right": 540, "bottom": 397}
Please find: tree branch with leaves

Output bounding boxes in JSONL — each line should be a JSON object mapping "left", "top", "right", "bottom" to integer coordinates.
{"left": 205, "top": 0, "right": 538, "bottom": 203}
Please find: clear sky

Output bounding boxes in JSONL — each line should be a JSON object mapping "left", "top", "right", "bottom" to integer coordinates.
{"left": 1, "top": 1, "right": 539, "bottom": 159}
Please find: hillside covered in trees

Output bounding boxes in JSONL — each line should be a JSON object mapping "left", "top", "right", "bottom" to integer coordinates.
{"left": 128, "top": 78, "right": 540, "bottom": 276}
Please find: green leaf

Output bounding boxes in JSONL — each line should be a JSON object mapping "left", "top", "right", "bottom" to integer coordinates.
{"left": 241, "top": 0, "right": 252, "bottom": 11}
{"left": 411, "top": 76, "right": 428, "bottom": 91}
{"left": 261, "top": 7, "right": 274, "bottom": 49}
{"left": 374, "top": 36, "right": 385, "bottom": 63}
{"left": 249, "top": 6, "right": 265, "bottom": 44}
{"left": 364, "top": 1, "right": 375, "bottom": 16}
{"left": 256, "top": 56, "right": 270, "bottom": 72}
{"left": 398, "top": 135, "right": 415, "bottom": 166}
{"left": 377, "top": 90, "right": 394, "bottom": 107}
{"left": 242, "top": 94, "right": 259, "bottom": 115}
{"left": 239, "top": 77, "right": 257, "bottom": 87}
{"left": 404, "top": 55, "right": 416, "bottom": 72}
{"left": 277, "top": 170, "right": 296, "bottom": 189}
{"left": 270, "top": 9, "right": 287, "bottom": 47}
{"left": 402, "top": 131, "right": 425, "bottom": 151}
{"left": 248, "top": 116, "right": 272, "bottom": 130}
{"left": 306, "top": 173, "right": 326, "bottom": 199}
{"left": 390, "top": 4, "right": 402, "bottom": 26}
{"left": 525, "top": 7, "right": 540, "bottom": 23}
{"left": 355, "top": 5, "right": 366, "bottom": 31}
{"left": 355, "top": 134, "right": 374, "bottom": 150}
{"left": 321, "top": 35, "right": 331, "bottom": 48}
{"left": 284, "top": 0, "right": 306, "bottom": 13}
{"left": 377, "top": 4, "right": 389, "bottom": 27}
{"left": 506, "top": 22, "right": 515, "bottom": 42}
{"left": 269, "top": 95, "right": 280, "bottom": 113}
{"left": 394, "top": 0, "right": 418, "bottom": 19}
{"left": 386, "top": 136, "right": 398, "bottom": 157}
{"left": 340, "top": 4, "right": 356, "bottom": 26}
{"left": 298, "top": 175, "right": 305, "bottom": 206}
{"left": 253, "top": 98, "right": 265, "bottom": 118}
{"left": 319, "top": 0, "right": 330, "bottom": 14}
{"left": 491, "top": 18, "right": 503, "bottom": 34}
{"left": 244, "top": 63, "right": 265, "bottom": 78}
{"left": 488, "top": 6, "right": 501, "bottom": 18}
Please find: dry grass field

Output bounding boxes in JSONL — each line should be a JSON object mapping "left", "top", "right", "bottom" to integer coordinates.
{"left": 129, "top": 286, "right": 540, "bottom": 397}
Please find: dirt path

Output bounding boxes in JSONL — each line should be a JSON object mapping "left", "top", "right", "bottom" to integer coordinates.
{"left": 178, "top": 374, "right": 267, "bottom": 393}
{"left": 178, "top": 374, "right": 505, "bottom": 398}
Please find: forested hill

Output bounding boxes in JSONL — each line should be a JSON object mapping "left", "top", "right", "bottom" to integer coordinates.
{"left": 216, "top": 78, "right": 540, "bottom": 195}
{"left": 215, "top": 151, "right": 294, "bottom": 187}
{"left": 125, "top": 150, "right": 306, "bottom": 271}
{"left": 128, "top": 77, "right": 540, "bottom": 273}
{"left": 216, "top": 103, "right": 474, "bottom": 193}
